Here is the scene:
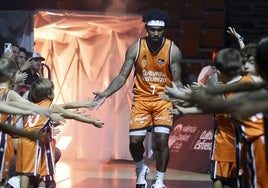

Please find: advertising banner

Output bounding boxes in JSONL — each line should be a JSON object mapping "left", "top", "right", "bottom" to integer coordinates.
{"left": 168, "top": 114, "right": 214, "bottom": 173}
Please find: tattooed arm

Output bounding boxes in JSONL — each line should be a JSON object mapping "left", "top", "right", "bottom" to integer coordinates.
{"left": 90, "top": 40, "right": 138, "bottom": 110}
{"left": 170, "top": 43, "right": 183, "bottom": 88}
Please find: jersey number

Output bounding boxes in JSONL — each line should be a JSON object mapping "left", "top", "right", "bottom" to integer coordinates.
{"left": 150, "top": 85, "right": 156, "bottom": 95}
{"left": 27, "top": 114, "right": 40, "bottom": 127}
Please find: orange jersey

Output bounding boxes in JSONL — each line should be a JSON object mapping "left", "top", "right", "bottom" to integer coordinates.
{"left": 212, "top": 114, "right": 236, "bottom": 162}
{"left": 16, "top": 99, "right": 55, "bottom": 178}
{"left": 0, "top": 88, "right": 15, "bottom": 181}
{"left": 0, "top": 88, "right": 11, "bottom": 123}
{"left": 227, "top": 75, "right": 267, "bottom": 188}
{"left": 24, "top": 100, "right": 51, "bottom": 131}
{"left": 133, "top": 37, "right": 173, "bottom": 101}
{"left": 226, "top": 75, "right": 264, "bottom": 141}
{"left": 0, "top": 88, "right": 20, "bottom": 125}
{"left": 211, "top": 76, "right": 249, "bottom": 163}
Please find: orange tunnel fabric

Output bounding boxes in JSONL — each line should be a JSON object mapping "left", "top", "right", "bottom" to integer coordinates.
{"left": 34, "top": 10, "right": 145, "bottom": 161}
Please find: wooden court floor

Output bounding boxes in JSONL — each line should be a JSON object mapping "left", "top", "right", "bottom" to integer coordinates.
{"left": 54, "top": 159, "right": 211, "bottom": 188}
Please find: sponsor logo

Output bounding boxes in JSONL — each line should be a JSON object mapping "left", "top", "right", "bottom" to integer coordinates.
{"left": 134, "top": 116, "right": 149, "bottom": 124}
{"left": 193, "top": 140, "right": 212, "bottom": 150}
{"left": 155, "top": 116, "right": 166, "bottom": 120}
{"left": 142, "top": 70, "right": 167, "bottom": 83}
{"left": 170, "top": 124, "right": 213, "bottom": 152}
{"left": 193, "top": 130, "right": 213, "bottom": 151}
{"left": 182, "top": 124, "right": 197, "bottom": 133}
{"left": 158, "top": 59, "right": 165, "bottom": 64}
{"left": 142, "top": 55, "right": 147, "bottom": 67}
{"left": 142, "top": 59, "right": 146, "bottom": 67}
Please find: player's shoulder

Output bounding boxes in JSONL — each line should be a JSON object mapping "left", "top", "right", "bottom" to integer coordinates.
{"left": 129, "top": 38, "right": 141, "bottom": 49}
{"left": 126, "top": 38, "right": 140, "bottom": 56}
{"left": 166, "top": 38, "right": 180, "bottom": 52}
{"left": 169, "top": 41, "right": 182, "bottom": 58}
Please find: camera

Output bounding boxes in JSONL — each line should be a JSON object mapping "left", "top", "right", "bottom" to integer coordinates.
{"left": 4, "top": 43, "right": 12, "bottom": 53}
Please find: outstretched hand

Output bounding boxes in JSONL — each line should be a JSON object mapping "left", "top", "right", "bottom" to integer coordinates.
{"left": 50, "top": 113, "right": 66, "bottom": 124}
{"left": 227, "top": 26, "right": 245, "bottom": 49}
{"left": 168, "top": 104, "right": 197, "bottom": 115}
{"left": 26, "top": 130, "right": 47, "bottom": 142}
{"left": 71, "top": 110, "right": 104, "bottom": 128}
{"left": 164, "top": 82, "right": 192, "bottom": 101}
{"left": 92, "top": 119, "right": 104, "bottom": 128}
{"left": 159, "top": 93, "right": 181, "bottom": 103}
{"left": 164, "top": 82, "right": 181, "bottom": 98}
{"left": 190, "top": 82, "right": 204, "bottom": 90}
{"left": 227, "top": 27, "right": 241, "bottom": 38}
{"left": 89, "top": 92, "right": 107, "bottom": 110}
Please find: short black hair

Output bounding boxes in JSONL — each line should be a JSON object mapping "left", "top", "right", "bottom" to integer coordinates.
{"left": 214, "top": 48, "right": 242, "bottom": 77}
{"left": 19, "top": 47, "right": 28, "bottom": 54}
{"left": 240, "top": 43, "right": 257, "bottom": 59}
{"left": 142, "top": 8, "right": 170, "bottom": 23}
{"left": 12, "top": 43, "right": 20, "bottom": 49}
{"left": 256, "top": 37, "right": 268, "bottom": 74}
{"left": 28, "top": 78, "right": 54, "bottom": 103}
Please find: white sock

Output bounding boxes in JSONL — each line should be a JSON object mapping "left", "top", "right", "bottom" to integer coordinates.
{"left": 135, "top": 160, "right": 144, "bottom": 173}
{"left": 156, "top": 170, "right": 165, "bottom": 183}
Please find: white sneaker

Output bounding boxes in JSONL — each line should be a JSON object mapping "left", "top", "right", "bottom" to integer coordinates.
{"left": 136, "top": 165, "right": 150, "bottom": 188}
{"left": 150, "top": 180, "right": 166, "bottom": 188}
{"left": 7, "top": 176, "right": 20, "bottom": 187}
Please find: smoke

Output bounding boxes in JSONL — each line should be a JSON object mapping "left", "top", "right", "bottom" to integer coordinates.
{"left": 81, "top": 0, "right": 141, "bottom": 14}
{"left": 104, "top": 0, "right": 127, "bottom": 12}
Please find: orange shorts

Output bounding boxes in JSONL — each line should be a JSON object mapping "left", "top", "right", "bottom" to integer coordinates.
{"left": 0, "top": 134, "right": 14, "bottom": 181}
{"left": 246, "top": 136, "right": 268, "bottom": 188}
{"left": 129, "top": 99, "right": 173, "bottom": 131}
{"left": 211, "top": 160, "right": 237, "bottom": 181}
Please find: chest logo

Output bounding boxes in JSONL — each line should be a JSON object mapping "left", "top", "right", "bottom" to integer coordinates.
{"left": 141, "top": 55, "right": 147, "bottom": 67}
{"left": 158, "top": 59, "right": 165, "bottom": 64}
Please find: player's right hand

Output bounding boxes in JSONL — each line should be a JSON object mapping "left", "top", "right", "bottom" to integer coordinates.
{"left": 90, "top": 92, "right": 107, "bottom": 110}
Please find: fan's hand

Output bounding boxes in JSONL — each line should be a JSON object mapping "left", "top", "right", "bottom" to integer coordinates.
{"left": 227, "top": 27, "right": 242, "bottom": 39}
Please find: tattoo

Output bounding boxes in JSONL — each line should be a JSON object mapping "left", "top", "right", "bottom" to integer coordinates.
{"left": 170, "top": 45, "right": 183, "bottom": 87}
